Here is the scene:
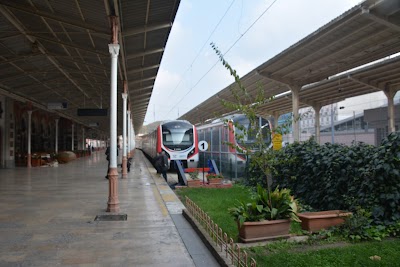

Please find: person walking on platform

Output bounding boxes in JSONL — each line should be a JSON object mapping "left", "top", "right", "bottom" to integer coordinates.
{"left": 160, "top": 151, "right": 169, "bottom": 182}
{"left": 153, "top": 152, "right": 162, "bottom": 174}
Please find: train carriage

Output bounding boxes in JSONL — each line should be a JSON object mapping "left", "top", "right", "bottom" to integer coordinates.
{"left": 197, "top": 114, "right": 273, "bottom": 179}
{"left": 140, "top": 120, "right": 199, "bottom": 169}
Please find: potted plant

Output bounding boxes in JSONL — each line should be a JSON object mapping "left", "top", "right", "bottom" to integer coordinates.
{"left": 229, "top": 185, "right": 300, "bottom": 243}
{"left": 187, "top": 169, "right": 202, "bottom": 187}
{"left": 298, "top": 210, "right": 352, "bottom": 232}
{"left": 31, "top": 153, "right": 41, "bottom": 167}
{"left": 206, "top": 173, "right": 223, "bottom": 184}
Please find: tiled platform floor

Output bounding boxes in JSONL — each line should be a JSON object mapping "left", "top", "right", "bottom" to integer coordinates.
{"left": 0, "top": 150, "right": 219, "bottom": 267}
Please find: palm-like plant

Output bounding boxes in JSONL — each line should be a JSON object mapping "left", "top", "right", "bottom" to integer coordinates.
{"left": 229, "top": 185, "right": 300, "bottom": 226}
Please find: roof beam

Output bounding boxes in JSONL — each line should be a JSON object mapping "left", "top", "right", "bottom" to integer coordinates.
{"left": 347, "top": 74, "right": 384, "bottom": 91}
{"left": 55, "top": 56, "right": 107, "bottom": 70}
{"left": 132, "top": 98, "right": 150, "bottom": 105}
{"left": 0, "top": 1, "right": 109, "bottom": 36}
{"left": 31, "top": 34, "right": 108, "bottom": 56}
{"left": 123, "top": 22, "right": 172, "bottom": 37}
{"left": 363, "top": 8, "right": 400, "bottom": 33}
{"left": 126, "top": 48, "right": 164, "bottom": 60}
{"left": 132, "top": 93, "right": 152, "bottom": 100}
{"left": 256, "top": 71, "right": 295, "bottom": 87}
{"left": 130, "top": 85, "right": 153, "bottom": 92}
{"left": 129, "top": 76, "right": 156, "bottom": 84}
{"left": 127, "top": 64, "right": 159, "bottom": 75}
{"left": 0, "top": 52, "right": 42, "bottom": 65}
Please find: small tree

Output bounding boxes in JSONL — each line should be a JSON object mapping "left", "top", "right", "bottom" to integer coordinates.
{"left": 211, "top": 43, "right": 295, "bottom": 188}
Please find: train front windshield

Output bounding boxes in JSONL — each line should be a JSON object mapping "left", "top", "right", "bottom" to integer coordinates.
{"left": 162, "top": 121, "right": 194, "bottom": 150}
{"left": 233, "top": 116, "right": 271, "bottom": 147}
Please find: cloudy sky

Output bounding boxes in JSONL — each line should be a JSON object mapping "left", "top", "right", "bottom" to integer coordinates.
{"left": 143, "top": 0, "right": 363, "bottom": 125}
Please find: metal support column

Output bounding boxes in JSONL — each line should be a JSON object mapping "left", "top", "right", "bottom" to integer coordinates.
{"left": 71, "top": 124, "right": 74, "bottom": 151}
{"left": 27, "top": 110, "right": 32, "bottom": 168}
{"left": 55, "top": 118, "right": 59, "bottom": 154}
{"left": 121, "top": 82, "right": 128, "bottom": 178}
{"left": 82, "top": 127, "right": 85, "bottom": 150}
{"left": 127, "top": 110, "right": 131, "bottom": 158}
{"left": 107, "top": 16, "right": 120, "bottom": 213}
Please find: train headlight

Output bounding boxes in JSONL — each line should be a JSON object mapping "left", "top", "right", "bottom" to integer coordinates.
{"left": 189, "top": 148, "right": 195, "bottom": 155}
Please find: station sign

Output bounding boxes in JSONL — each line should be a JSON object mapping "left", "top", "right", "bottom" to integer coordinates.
{"left": 198, "top": 140, "right": 209, "bottom": 151}
{"left": 272, "top": 133, "right": 282, "bottom": 150}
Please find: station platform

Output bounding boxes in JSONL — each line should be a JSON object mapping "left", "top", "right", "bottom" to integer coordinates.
{"left": 0, "top": 150, "right": 220, "bottom": 267}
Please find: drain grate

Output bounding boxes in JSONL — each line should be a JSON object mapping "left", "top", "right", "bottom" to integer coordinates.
{"left": 94, "top": 214, "right": 127, "bottom": 221}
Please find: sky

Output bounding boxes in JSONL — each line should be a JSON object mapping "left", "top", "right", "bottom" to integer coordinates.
{"left": 143, "top": 0, "right": 364, "bottom": 125}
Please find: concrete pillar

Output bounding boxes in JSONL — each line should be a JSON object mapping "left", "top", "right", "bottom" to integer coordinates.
{"left": 107, "top": 40, "right": 120, "bottom": 213}
{"left": 272, "top": 112, "right": 279, "bottom": 129}
{"left": 291, "top": 86, "right": 300, "bottom": 142}
{"left": 384, "top": 89, "right": 396, "bottom": 134}
{"left": 55, "top": 118, "right": 59, "bottom": 154}
{"left": 27, "top": 110, "right": 32, "bottom": 168}
{"left": 71, "top": 123, "right": 74, "bottom": 151}
{"left": 313, "top": 104, "right": 321, "bottom": 144}
{"left": 122, "top": 88, "right": 128, "bottom": 178}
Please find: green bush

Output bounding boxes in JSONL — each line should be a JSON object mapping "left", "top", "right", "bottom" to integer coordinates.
{"left": 246, "top": 132, "right": 400, "bottom": 226}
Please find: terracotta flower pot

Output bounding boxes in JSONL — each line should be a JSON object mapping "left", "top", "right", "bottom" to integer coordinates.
{"left": 208, "top": 178, "right": 223, "bottom": 185}
{"left": 31, "top": 158, "right": 41, "bottom": 167}
{"left": 238, "top": 219, "right": 291, "bottom": 243}
{"left": 187, "top": 180, "right": 202, "bottom": 187}
{"left": 298, "top": 210, "right": 352, "bottom": 232}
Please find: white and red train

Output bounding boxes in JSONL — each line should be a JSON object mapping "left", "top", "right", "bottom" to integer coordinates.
{"left": 196, "top": 114, "right": 273, "bottom": 178}
{"left": 140, "top": 120, "right": 199, "bottom": 169}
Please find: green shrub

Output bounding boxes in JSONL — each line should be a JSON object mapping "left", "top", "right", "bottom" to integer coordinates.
{"left": 246, "top": 132, "right": 400, "bottom": 226}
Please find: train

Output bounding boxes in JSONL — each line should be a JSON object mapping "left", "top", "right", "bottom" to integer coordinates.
{"left": 196, "top": 114, "right": 273, "bottom": 179}
{"left": 140, "top": 120, "right": 199, "bottom": 169}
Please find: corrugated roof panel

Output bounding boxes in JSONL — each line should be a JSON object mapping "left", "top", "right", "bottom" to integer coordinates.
{"left": 29, "top": 0, "right": 52, "bottom": 13}
{"left": 148, "top": 0, "right": 175, "bottom": 23}
{"left": 119, "top": 1, "right": 147, "bottom": 28}
{"left": 45, "top": 0, "right": 83, "bottom": 24}
{"left": 0, "top": 0, "right": 181, "bottom": 134}
{"left": 76, "top": 1, "right": 109, "bottom": 28}
{"left": 145, "top": 29, "right": 169, "bottom": 48}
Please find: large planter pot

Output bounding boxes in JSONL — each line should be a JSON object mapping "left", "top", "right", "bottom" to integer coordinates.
{"left": 187, "top": 180, "right": 202, "bottom": 187}
{"left": 31, "top": 158, "right": 41, "bottom": 167}
{"left": 238, "top": 219, "right": 291, "bottom": 243}
{"left": 298, "top": 210, "right": 352, "bottom": 232}
{"left": 208, "top": 178, "right": 223, "bottom": 185}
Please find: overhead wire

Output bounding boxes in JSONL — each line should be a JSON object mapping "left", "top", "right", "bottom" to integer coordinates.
{"left": 164, "top": 0, "right": 279, "bottom": 119}
{"left": 166, "top": 0, "right": 236, "bottom": 99}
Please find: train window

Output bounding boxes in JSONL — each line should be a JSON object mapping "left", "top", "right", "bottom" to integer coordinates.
{"left": 162, "top": 121, "right": 194, "bottom": 150}
{"left": 211, "top": 127, "right": 220, "bottom": 152}
{"left": 233, "top": 115, "right": 272, "bottom": 147}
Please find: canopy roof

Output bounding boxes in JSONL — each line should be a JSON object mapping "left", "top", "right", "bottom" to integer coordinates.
{"left": 180, "top": 0, "right": 400, "bottom": 124}
{"left": 0, "top": 0, "right": 180, "bottom": 134}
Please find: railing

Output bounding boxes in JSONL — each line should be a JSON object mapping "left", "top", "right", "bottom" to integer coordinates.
{"left": 185, "top": 196, "right": 257, "bottom": 267}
